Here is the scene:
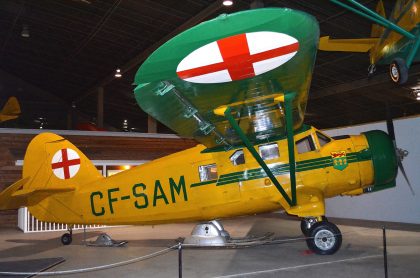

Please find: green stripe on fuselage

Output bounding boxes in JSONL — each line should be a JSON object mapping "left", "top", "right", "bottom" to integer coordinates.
{"left": 190, "top": 180, "right": 217, "bottom": 188}
{"left": 189, "top": 150, "right": 371, "bottom": 188}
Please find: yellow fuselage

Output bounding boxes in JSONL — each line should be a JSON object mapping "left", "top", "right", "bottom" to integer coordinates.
{"left": 28, "top": 126, "right": 375, "bottom": 226}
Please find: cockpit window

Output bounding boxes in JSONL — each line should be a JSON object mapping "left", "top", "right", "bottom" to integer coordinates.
{"left": 198, "top": 164, "right": 218, "bottom": 182}
{"left": 296, "top": 135, "right": 316, "bottom": 154}
{"left": 230, "top": 150, "right": 245, "bottom": 166}
{"left": 317, "top": 132, "right": 332, "bottom": 147}
{"left": 259, "top": 143, "right": 279, "bottom": 160}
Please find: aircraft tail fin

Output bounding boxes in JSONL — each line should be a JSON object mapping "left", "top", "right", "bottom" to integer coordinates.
{"left": 0, "top": 133, "right": 102, "bottom": 210}
{"left": 371, "top": 0, "right": 386, "bottom": 38}
{"left": 0, "top": 97, "right": 21, "bottom": 122}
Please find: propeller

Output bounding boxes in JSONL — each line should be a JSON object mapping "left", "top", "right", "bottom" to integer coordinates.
{"left": 386, "top": 105, "right": 415, "bottom": 195}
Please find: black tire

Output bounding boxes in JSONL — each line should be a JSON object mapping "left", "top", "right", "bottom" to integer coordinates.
{"left": 389, "top": 58, "right": 408, "bottom": 84}
{"left": 300, "top": 220, "right": 310, "bottom": 236}
{"left": 61, "top": 233, "right": 72, "bottom": 245}
{"left": 306, "top": 221, "right": 342, "bottom": 255}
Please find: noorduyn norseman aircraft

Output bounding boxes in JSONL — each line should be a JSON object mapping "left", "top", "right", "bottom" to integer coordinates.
{"left": 319, "top": 0, "right": 420, "bottom": 85}
{"left": 0, "top": 8, "right": 411, "bottom": 255}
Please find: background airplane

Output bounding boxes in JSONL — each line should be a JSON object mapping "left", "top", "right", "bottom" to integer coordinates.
{"left": 0, "top": 97, "right": 21, "bottom": 123}
{"left": 319, "top": 0, "right": 420, "bottom": 84}
{"left": 0, "top": 7, "right": 411, "bottom": 256}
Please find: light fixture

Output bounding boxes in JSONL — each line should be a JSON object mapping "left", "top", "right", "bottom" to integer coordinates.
{"left": 21, "top": 25, "right": 30, "bottom": 38}
{"left": 223, "top": 0, "right": 233, "bottom": 6}
{"left": 122, "top": 119, "right": 128, "bottom": 131}
{"left": 114, "top": 68, "right": 122, "bottom": 78}
{"left": 411, "top": 88, "right": 420, "bottom": 101}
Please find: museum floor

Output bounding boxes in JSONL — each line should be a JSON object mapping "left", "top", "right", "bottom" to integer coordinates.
{"left": 0, "top": 214, "right": 419, "bottom": 278}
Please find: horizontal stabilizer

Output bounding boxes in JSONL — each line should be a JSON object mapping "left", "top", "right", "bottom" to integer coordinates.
{"left": 12, "top": 186, "right": 75, "bottom": 197}
{"left": 319, "top": 36, "right": 379, "bottom": 52}
{"left": 0, "top": 177, "right": 75, "bottom": 210}
{"left": 0, "top": 178, "right": 29, "bottom": 210}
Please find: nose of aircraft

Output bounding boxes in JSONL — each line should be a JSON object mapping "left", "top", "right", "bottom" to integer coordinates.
{"left": 362, "top": 130, "right": 398, "bottom": 192}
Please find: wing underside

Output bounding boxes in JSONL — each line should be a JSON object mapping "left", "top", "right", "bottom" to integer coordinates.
{"left": 134, "top": 8, "right": 319, "bottom": 149}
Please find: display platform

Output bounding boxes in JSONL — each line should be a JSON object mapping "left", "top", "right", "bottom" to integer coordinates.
{"left": 0, "top": 257, "right": 64, "bottom": 278}
{"left": 0, "top": 214, "right": 419, "bottom": 278}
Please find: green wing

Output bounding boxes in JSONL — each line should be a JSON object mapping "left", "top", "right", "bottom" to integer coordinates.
{"left": 133, "top": 8, "right": 319, "bottom": 149}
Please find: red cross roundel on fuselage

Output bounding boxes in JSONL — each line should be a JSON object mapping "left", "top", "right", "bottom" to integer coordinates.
{"left": 51, "top": 148, "right": 81, "bottom": 180}
{"left": 176, "top": 31, "right": 299, "bottom": 84}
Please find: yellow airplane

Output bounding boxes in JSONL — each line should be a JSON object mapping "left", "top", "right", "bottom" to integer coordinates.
{"left": 0, "top": 8, "right": 408, "bottom": 255}
{"left": 319, "top": 0, "right": 420, "bottom": 84}
{"left": 0, "top": 97, "right": 21, "bottom": 123}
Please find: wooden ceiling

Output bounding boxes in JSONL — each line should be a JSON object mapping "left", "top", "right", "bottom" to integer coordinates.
{"left": 0, "top": 0, "right": 419, "bottom": 131}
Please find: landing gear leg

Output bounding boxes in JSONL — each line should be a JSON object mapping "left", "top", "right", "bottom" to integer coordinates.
{"left": 300, "top": 216, "right": 328, "bottom": 236}
{"left": 305, "top": 220, "right": 342, "bottom": 255}
{"left": 368, "top": 64, "right": 376, "bottom": 78}
{"left": 61, "top": 225, "right": 73, "bottom": 245}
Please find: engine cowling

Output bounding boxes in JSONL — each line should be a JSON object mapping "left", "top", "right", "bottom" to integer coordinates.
{"left": 362, "top": 130, "right": 398, "bottom": 192}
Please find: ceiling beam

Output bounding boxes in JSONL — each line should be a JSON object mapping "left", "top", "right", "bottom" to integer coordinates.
{"left": 75, "top": 0, "right": 224, "bottom": 103}
{"left": 310, "top": 63, "right": 420, "bottom": 100}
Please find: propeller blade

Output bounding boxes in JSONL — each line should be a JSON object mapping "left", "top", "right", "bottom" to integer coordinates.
{"left": 397, "top": 158, "right": 415, "bottom": 195}
{"left": 386, "top": 104, "right": 395, "bottom": 142}
{"left": 385, "top": 104, "right": 414, "bottom": 195}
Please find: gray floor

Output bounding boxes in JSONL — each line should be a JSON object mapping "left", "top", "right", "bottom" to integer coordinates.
{"left": 0, "top": 214, "right": 419, "bottom": 277}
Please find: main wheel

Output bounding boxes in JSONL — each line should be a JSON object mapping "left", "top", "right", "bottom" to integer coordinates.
{"left": 61, "top": 233, "right": 72, "bottom": 245}
{"left": 306, "top": 221, "right": 342, "bottom": 255}
{"left": 389, "top": 58, "right": 408, "bottom": 84}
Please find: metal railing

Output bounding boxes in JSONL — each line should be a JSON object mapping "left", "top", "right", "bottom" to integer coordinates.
{"left": 17, "top": 207, "right": 106, "bottom": 233}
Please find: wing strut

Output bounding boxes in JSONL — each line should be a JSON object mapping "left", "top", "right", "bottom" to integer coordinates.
{"left": 159, "top": 81, "right": 232, "bottom": 148}
{"left": 330, "top": 0, "right": 415, "bottom": 40}
{"left": 216, "top": 92, "right": 297, "bottom": 207}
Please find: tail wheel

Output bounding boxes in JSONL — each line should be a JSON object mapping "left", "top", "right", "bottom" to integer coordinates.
{"left": 61, "top": 233, "right": 72, "bottom": 245}
{"left": 389, "top": 58, "right": 408, "bottom": 84}
{"left": 306, "top": 221, "right": 342, "bottom": 255}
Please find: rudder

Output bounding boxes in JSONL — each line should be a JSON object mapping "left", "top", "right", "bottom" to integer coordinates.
{"left": 0, "top": 133, "right": 102, "bottom": 213}
{"left": 22, "top": 132, "right": 102, "bottom": 192}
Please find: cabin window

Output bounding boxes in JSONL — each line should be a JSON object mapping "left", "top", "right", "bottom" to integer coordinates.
{"left": 259, "top": 143, "right": 279, "bottom": 161}
{"left": 230, "top": 150, "right": 245, "bottom": 166}
{"left": 317, "top": 132, "right": 332, "bottom": 147}
{"left": 199, "top": 164, "right": 218, "bottom": 182}
{"left": 296, "top": 135, "right": 316, "bottom": 154}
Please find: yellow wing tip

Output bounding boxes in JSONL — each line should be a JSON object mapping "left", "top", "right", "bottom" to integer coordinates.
{"left": 319, "top": 36, "right": 378, "bottom": 52}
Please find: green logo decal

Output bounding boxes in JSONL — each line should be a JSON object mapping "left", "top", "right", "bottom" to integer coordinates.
{"left": 331, "top": 151, "right": 348, "bottom": 171}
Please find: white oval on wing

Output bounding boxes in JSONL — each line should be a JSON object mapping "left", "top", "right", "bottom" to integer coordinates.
{"left": 176, "top": 31, "right": 299, "bottom": 84}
